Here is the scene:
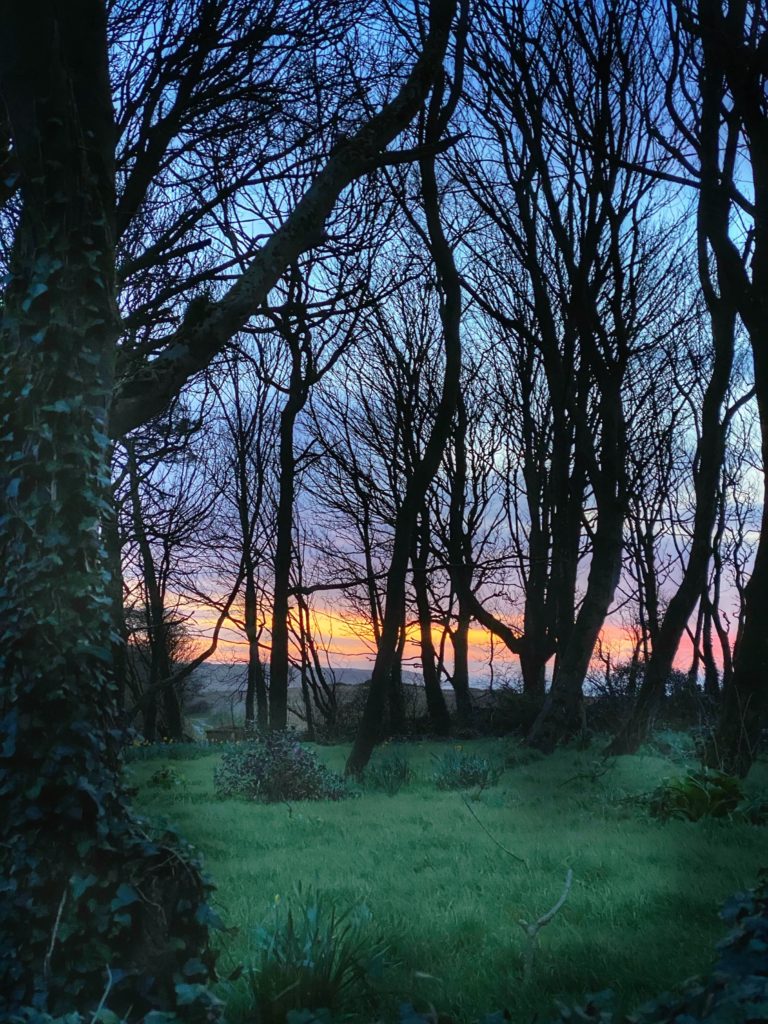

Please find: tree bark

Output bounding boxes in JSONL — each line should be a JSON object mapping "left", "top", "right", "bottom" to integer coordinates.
{"left": 450, "top": 602, "right": 474, "bottom": 725}
{"left": 0, "top": 1, "right": 457, "bottom": 1009}
{"left": 0, "top": 4, "right": 213, "bottom": 1012}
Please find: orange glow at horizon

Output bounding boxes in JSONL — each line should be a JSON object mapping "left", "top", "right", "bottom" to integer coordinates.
{"left": 185, "top": 601, "right": 698, "bottom": 679}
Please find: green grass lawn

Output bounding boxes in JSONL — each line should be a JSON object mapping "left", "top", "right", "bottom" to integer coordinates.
{"left": 128, "top": 737, "right": 768, "bottom": 1023}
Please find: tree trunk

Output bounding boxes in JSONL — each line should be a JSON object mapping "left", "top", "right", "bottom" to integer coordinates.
{"left": 450, "top": 602, "right": 474, "bottom": 726}
{"left": 528, "top": 503, "right": 625, "bottom": 751}
{"left": 710, "top": 375, "right": 768, "bottom": 775}
{"left": 269, "top": 383, "right": 302, "bottom": 730}
{"left": 702, "top": 598, "right": 720, "bottom": 699}
{"left": 0, "top": 6, "right": 214, "bottom": 1013}
{"left": 606, "top": 205, "right": 736, "bottom": 754}
{"left": 711, "top": 521, "right": 768, "bottom": 776}
{"left": 244, "top": 575, "right": 268, "bottom": 729}
{"left": 127, "top": 444, "right": 183, "bottom": 741}
{"left": 519, "top": 642, "right": 548, "bottom": 700}
{"left": 412, "top": 514, "right": 451, "bottom": 735}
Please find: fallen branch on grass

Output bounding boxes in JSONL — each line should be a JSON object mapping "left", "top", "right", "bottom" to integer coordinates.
{"left": 518, "top": 868, "right": 573, "bottom": 983}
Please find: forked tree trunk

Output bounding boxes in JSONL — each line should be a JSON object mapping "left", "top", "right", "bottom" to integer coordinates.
{"left": 127, "top": 444, "right": 183, "bottom": 740}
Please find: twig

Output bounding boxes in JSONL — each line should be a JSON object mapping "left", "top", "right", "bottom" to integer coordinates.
{"left": 461, "top": 794, "right": 528, "bottom": 866}
{"left": 43, "top": 887, "right": 67, "bottom": 980}
{"left": 90, "top": 965, "right": 114, "bottom": 1024}
{"left": 518, "top": 869, "right": 573, "bottom": 983}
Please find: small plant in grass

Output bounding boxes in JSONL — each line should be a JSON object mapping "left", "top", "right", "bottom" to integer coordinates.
{"left": 242, "top": 886, "right": 387, "bottom": 1024}
{"left": 125, "top": 738, "right": 247, "bottom": 761}
{"left": 364, "top": 751, "right": 412, "bottom": 795}
{"left": 147, "top": 765, "right": 188, "bottom": 790}
{"left": 640, "top": 729, "right": 698, "bottom": 765}
{"left": 503, "top": 740, "right": 544, "bottom": 768}
{"left": 647, "top": 767, "right": 748, "bottom": 822}
{"left": 551, "top": 871, "right": 768, "bottom": 1023}
{"left": 432, "top": 748, "right": 502, "bottom": 791}
{"left": 214, "top": 731, "right": 353, "bottom": 803}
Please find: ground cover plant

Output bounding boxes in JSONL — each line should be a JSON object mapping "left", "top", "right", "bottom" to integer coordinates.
{"left": 131, "top": 735, "right": 768, "bottom": 1024}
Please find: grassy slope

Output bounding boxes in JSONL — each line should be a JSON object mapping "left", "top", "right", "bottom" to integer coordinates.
{"left": 129, "top": 739, "right": 768, "bottom": 1023}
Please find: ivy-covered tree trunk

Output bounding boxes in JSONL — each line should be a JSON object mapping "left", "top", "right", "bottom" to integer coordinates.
{"left": 0, "top": 5, "right": 217, "bottom": 1017}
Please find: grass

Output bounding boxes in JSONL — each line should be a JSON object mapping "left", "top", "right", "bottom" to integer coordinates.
{"left": 128, "top": 737, "right": 768, "bottom": 1024}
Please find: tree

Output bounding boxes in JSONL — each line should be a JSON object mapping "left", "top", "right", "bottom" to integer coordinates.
{"left": 606, "top": 0, "right": 756, "bottom": 759}
{"left": 207, "top": 351, "right": 277, "bottom": 730}
{"left": 463, "top": 0, "right": 673, "bottom": 748}
{"left": 345, "top": 11, "right": 467, "bottom": 772}
{"left": 0, "top": 0, "right": 456, "bottom": 1013}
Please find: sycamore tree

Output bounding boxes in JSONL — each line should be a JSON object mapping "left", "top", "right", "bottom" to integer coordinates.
{"left": 0, "top": 0, "right": 455, "bottom": 1016}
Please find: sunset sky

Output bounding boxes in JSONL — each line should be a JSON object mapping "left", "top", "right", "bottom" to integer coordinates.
{"left": 186, "top": 600, "right": 700, "bottom": 682}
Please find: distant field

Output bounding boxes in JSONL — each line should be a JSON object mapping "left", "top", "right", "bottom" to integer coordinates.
{"left": 130, "top": 737, "right": 768, "bottom": 1023}
{"left": 183, "top": 662, "right": 493, "bottom": 733}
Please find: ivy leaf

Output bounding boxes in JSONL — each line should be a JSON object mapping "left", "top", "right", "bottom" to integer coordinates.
{"left": 71, "top": 873, "right": 99, "bottom": 900}
{"left": 110, "top": 882, "right": 139, "bottom": 910}
{"left": 21, "top": 281, "right": 49, "bottom": 311}
{"left": 182, "top": 957, "right": 207, "bottom": 978}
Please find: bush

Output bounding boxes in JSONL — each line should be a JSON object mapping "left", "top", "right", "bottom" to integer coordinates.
{"left": 213, "top": 732, "right": 353, "bottom": 803}
{"left": 242, "top": 886, "right": 387, "bottom": 1024}
{"left": 432, "top": 749, "right": 502, "bottom": 790}
{"left": 363, "top": 751, "right": 412, "bottom": 795}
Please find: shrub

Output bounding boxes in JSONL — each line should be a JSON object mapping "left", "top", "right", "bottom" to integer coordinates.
{"left": 432, "top": 749, "right": 502, "bottom": 790}
{"left": 363, "top": 751, "right": 412, "bottom": 795}
{"left": 242, "top": 886, "right": 387, "bottom": 1024}
{"left": 213, "top": 732, "right": 353, "bottom": 803}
